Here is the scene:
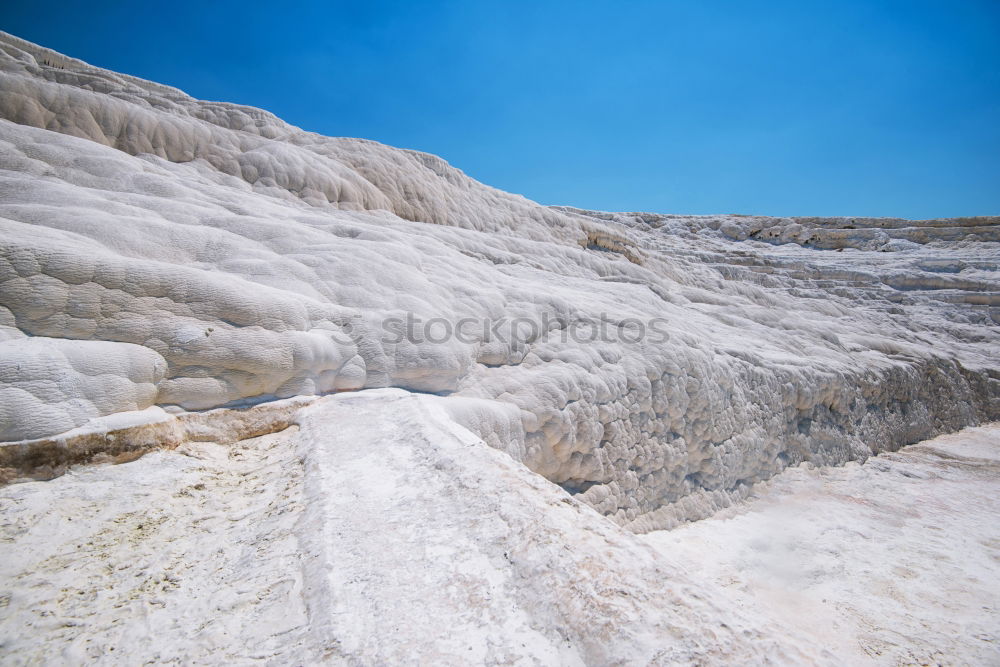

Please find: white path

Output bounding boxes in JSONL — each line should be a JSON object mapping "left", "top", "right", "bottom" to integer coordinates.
{"left": 645, "top": 424, "right": 1000, "bottom": 665}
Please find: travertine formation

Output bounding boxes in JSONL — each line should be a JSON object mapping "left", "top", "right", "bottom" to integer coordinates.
{"left": 2, "top": 33, "right": 1000, "bottom": 665}
{"left": 4, "top": 395, "right": 995, "bottom": 664}
{"left": 643, "top": 424, "right": 1000, "bottom": 665}
{"left": 1, "top": 31, "right": 998, "bottom": 532}
{"left": 0, "top": 390, "right": 819, "bottom": 664}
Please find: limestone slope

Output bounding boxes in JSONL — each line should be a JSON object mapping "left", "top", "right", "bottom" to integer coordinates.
{"left": 4, "top": 395, "right": 995, "bottom": 663}
{"left": 0, "top": 32, "right": 998, "bottom": 528}
{"left": 0, "top": 390, "right": 820, "bottom": 665}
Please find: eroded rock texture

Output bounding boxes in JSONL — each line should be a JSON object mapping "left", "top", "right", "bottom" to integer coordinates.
{"left": 1, "top": 32, "right": 998, "bottom": 529}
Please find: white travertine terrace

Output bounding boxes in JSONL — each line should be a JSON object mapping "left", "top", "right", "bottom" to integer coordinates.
{"left": 2, "top": 32, "right": 1000, "bottom": 664}
{"left": 1, "top": 31, "right": 998, "bottom": 532}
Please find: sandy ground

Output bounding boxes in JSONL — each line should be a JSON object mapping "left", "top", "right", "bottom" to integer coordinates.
{"left": 645, "top": 424, "right": 1000, "bottom": 665}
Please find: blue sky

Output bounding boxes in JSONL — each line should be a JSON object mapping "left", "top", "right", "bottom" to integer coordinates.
{"left": 3, "top": 0, "right": 999, "bottom": 218}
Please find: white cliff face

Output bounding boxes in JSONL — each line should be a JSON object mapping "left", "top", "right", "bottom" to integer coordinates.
{"left": 0, "top": 31, "right": 998, "bottom": 532}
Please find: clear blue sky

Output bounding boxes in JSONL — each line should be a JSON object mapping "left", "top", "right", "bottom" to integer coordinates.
{"left": 3, "top": 1, "right": 999, "bottom": 218}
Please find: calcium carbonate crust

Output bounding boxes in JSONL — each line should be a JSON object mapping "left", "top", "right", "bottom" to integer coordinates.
{"left": 1, "top": 32, "right": 998, "bottom": 529}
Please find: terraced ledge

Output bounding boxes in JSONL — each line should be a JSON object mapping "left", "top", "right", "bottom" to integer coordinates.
{"left": 0, "top": 396, "right": 315, "bottom": 483}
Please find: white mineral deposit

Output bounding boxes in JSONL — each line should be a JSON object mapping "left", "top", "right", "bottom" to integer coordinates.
{"left": 0, "top": 31, "right": 997, "bottom": 665}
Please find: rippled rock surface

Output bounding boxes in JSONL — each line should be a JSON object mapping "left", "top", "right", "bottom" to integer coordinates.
{"left": 1, "top": 31, "right": 998, "bottom": 531}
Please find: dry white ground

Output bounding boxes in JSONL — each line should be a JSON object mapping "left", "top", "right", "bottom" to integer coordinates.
{"left": 1, "top": 395, "right": 997, "bottom": 664}
{"left": 645, "top": 424, "right": 1000, "bottom": 665}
